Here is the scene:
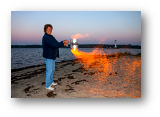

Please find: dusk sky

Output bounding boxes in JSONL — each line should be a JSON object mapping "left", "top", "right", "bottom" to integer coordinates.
{"left": 11, "top": 11, "right": 141, "bottom": 45}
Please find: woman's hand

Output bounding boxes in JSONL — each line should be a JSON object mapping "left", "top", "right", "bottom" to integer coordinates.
{"left": 63, "top": 40, "right": 69, "bottom": 44}
{"left": 63, "top": 40, "right": 69, "bottom": 46}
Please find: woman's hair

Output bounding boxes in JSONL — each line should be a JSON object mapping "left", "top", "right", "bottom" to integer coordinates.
{"left": 44, "top": 24, "right": 53, "bottom": 33}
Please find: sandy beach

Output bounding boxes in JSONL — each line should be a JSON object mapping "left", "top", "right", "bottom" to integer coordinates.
{"left": 11, "top": 55, "right": 141, "bottom": 98}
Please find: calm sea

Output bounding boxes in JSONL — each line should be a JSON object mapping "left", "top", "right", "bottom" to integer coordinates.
{"left": 11, "top": 48, "right": 141, "bottom": 70}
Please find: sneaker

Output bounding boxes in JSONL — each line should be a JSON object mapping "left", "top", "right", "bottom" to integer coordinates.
{"left": 51, "top": 82, "right": 57, "bottom": 86}
{"left": 46, "top": 86, "right": 54, "bottom": 90}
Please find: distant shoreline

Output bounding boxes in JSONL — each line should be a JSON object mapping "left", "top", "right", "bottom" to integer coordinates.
{"left": 11, "top": 44, "right": 141, "bottom": 49}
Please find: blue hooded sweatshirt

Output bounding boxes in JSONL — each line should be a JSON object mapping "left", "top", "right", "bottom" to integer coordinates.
{"left": 42, "top": 33, "right": 64, "bottom": 60}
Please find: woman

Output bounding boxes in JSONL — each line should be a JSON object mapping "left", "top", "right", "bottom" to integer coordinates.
{"left": 42, "top": 24, "right": 69, "bottom": 90}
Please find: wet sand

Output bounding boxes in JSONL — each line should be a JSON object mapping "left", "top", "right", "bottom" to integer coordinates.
{"left": 11, "top": 55, "right": 141, "bottom": 98}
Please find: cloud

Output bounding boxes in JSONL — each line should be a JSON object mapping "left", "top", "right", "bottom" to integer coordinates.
{"left": 71, "top": 33, "right": 89, "bottom": 39}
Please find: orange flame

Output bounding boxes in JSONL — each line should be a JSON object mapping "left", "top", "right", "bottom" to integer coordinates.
{"left": 71, "top": 48, "right": 141, "bottom": 98}
{"left": 71, "top": 48, "right": 110, "bottom": 76}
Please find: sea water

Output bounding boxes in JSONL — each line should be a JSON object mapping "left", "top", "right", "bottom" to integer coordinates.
{"left": 11, "top": 48, "right": 141, "bottom": 70}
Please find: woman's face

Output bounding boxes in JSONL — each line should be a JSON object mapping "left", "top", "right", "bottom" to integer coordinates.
{"left": 46, "top": 27, "right": 52, "bottom": 35}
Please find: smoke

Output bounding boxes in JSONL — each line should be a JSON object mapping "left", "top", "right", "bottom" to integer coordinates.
{"left": 71, "top": 33, "right": 89, "bottom": 39}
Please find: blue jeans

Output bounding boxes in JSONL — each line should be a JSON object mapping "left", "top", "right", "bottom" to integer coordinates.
{"left": 44, "top": 58, "right": 55, "bottom": 88}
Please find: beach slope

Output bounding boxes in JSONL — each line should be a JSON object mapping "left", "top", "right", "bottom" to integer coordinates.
{"left": 11, "top": 55, "right": 141, "bottom": 98}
